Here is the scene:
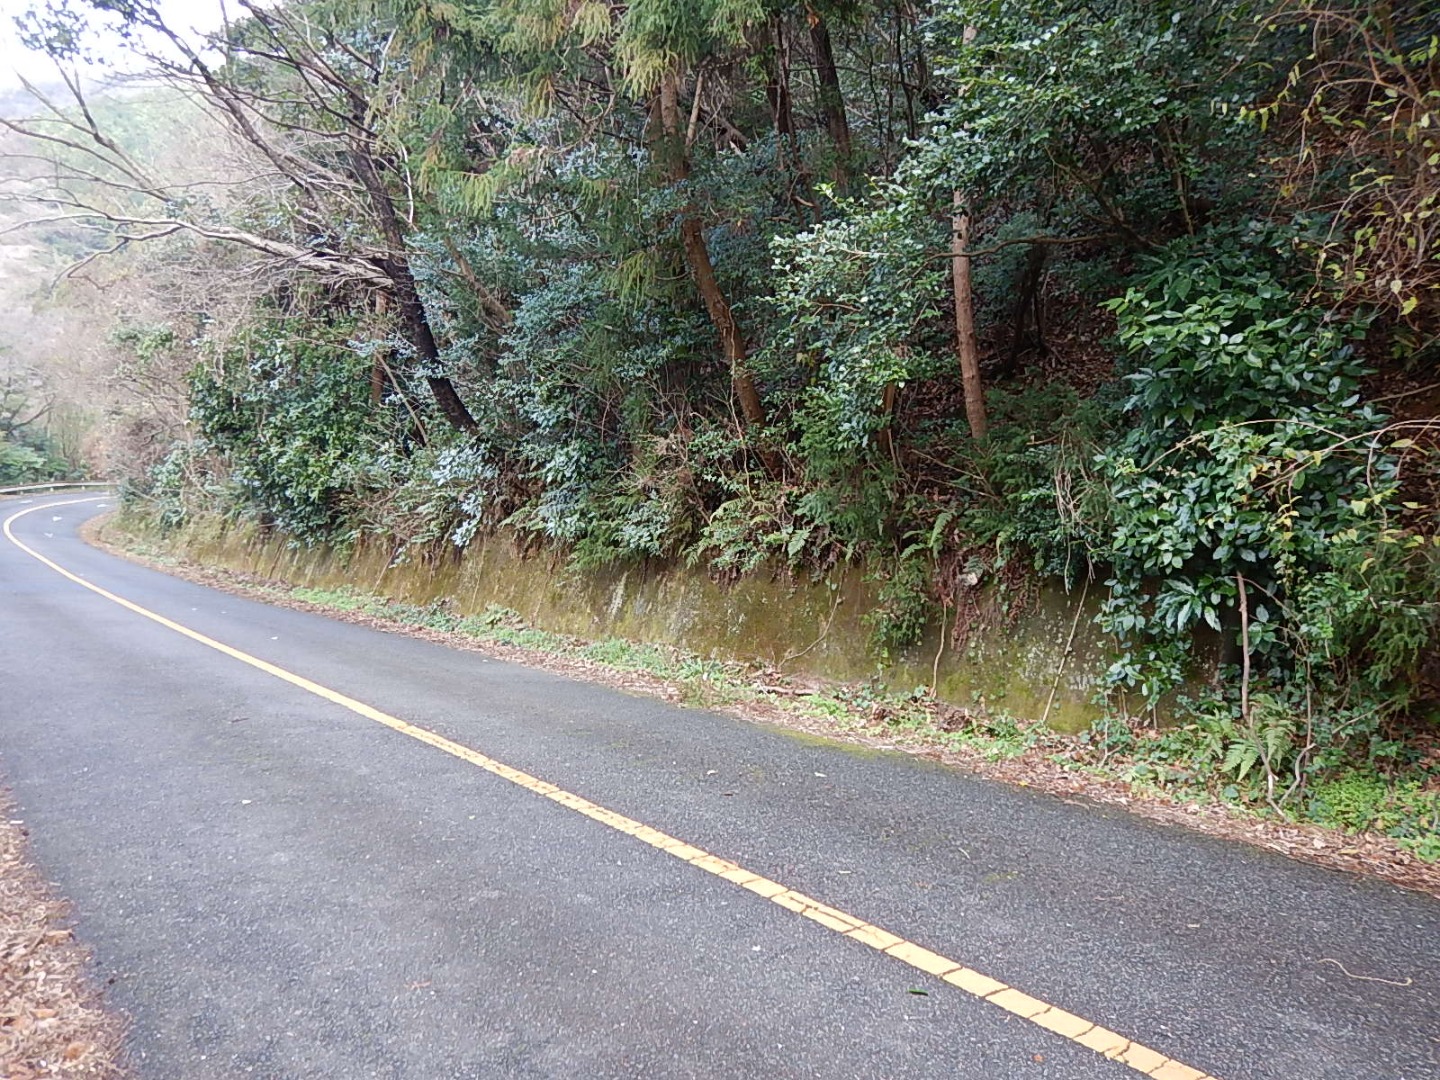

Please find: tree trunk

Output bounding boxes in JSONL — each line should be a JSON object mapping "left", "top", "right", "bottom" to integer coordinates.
{"left": 350, "top": 146, "right": 479, "bottom": 434}
{"left": 951, "top": 190, "right": 987, "bottom": 440}
{"left": 443, "top": 234, "right": 513, "bottom": 331}
{"left": 371, "top": 292, "right": 389, "bottom": 406}
{"left": 424, "top": 373, "right": 479, "bottom": 434}
{"left": 760, "top": 19, "right": 814, "bottom": 222}
{"left": 763, "top": 18, "right": 797, "bottom": 140}
{"left": 999, "top": 242, "right": 1047, "bottom": 378}
{"left": 657, "top": 71, "right": 776, "bottom": 467}
{"left": 875, "top": 380, "right": 899, "bottom": 462}
{"left": 807, "top": 7, "right": 852, "bottom": 192}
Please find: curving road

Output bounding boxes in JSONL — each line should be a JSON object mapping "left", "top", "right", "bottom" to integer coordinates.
{"left": 1, "top": 494, "right": 1437, "bottom": 1079}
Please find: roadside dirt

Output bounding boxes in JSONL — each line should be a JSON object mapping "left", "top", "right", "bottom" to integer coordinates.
{"left": 86, "top": 519, "right": 1440, "bottom": 903}
{"left": 0, "top": 799, "right": 124, "bottom": 1080}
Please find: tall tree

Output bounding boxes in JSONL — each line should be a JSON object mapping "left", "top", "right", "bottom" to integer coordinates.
{"left": 950, "top": 190, "right": 986, "bottom": 439}
{"left": 7, "top": 0, "right": 481, "bottom": 433}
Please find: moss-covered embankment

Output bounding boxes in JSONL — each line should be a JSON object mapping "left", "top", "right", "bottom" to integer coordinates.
{"left": 121, "top": 513, "right": 1116, "bottom": 732}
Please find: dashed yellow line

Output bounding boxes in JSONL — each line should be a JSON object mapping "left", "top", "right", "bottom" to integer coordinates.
{"left": 6, "top": 497, "right": 1219, "bottom": 1080}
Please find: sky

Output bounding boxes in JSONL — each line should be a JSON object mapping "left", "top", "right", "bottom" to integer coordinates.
{"left": 0, "top": 0, "right": 229, "bottom": 92}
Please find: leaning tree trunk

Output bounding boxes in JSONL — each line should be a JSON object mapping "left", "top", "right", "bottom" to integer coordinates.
{"left": 951, "top": 190, "right": 987, "bottom": 440}
{"left": 656, "top": 71, "right": 777, "bottom": 472}
{"left": 350, "top": 146, "right": 479, "bottom": 434}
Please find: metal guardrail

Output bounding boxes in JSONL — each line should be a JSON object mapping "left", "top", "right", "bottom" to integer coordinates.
{"left": 0, "top": 481, "right": 114, "bottom": 496}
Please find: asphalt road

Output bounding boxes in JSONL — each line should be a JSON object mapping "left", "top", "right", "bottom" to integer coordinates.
{"left": 1, "top": 494, "right": 1437, "bottom": 1080}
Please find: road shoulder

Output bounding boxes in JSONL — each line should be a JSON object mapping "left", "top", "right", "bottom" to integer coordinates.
{"left": 0, "top": 794, "right": 125, "bottom": 1079}
{"left": 86, "top": 512, "right": 1440, "bottom": 902}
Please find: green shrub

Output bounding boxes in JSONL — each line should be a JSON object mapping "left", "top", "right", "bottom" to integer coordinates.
{"left": 1095, "top": 235, "right": 1437, "bottom": 716}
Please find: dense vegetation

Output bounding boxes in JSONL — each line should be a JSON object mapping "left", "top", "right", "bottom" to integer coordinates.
{"left": 6, "top": 0, "right": 1438, "bottom": 845}
{"left": 0, "top": 363, "right": 74, "bottom": 484}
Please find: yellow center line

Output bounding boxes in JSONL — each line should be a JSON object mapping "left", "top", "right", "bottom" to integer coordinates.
{"left": 6, "top": 497, "right": 1219, "bottom": 1080}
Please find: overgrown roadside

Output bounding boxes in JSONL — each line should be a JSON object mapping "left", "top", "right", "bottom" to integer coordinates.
{"left": 89, "top": 517, "right": 1440, "bottom": 901}
{"left": 0, "top": 796, "right": 124, "bottom": 1080}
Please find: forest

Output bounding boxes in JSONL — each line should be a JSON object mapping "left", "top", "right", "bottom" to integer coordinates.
{"left": 1, "top": 0, "right": 1436, "bottom": 851}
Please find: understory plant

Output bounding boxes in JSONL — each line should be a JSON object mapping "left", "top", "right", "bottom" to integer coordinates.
{"left": 1093, "top": 234, "right": 1439, "bottom": 802}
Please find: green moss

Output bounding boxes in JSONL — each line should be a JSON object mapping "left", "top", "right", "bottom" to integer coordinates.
{"left": 107, "top": 513, "right": 1128, "bottom": 733}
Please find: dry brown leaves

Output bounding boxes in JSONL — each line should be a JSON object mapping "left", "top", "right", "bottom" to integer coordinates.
{"left": 0, "top": 800, "right": 124, "bottom": 1080}
{"left": 87, "top": 518, "right": 1440, "bottom": 902}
